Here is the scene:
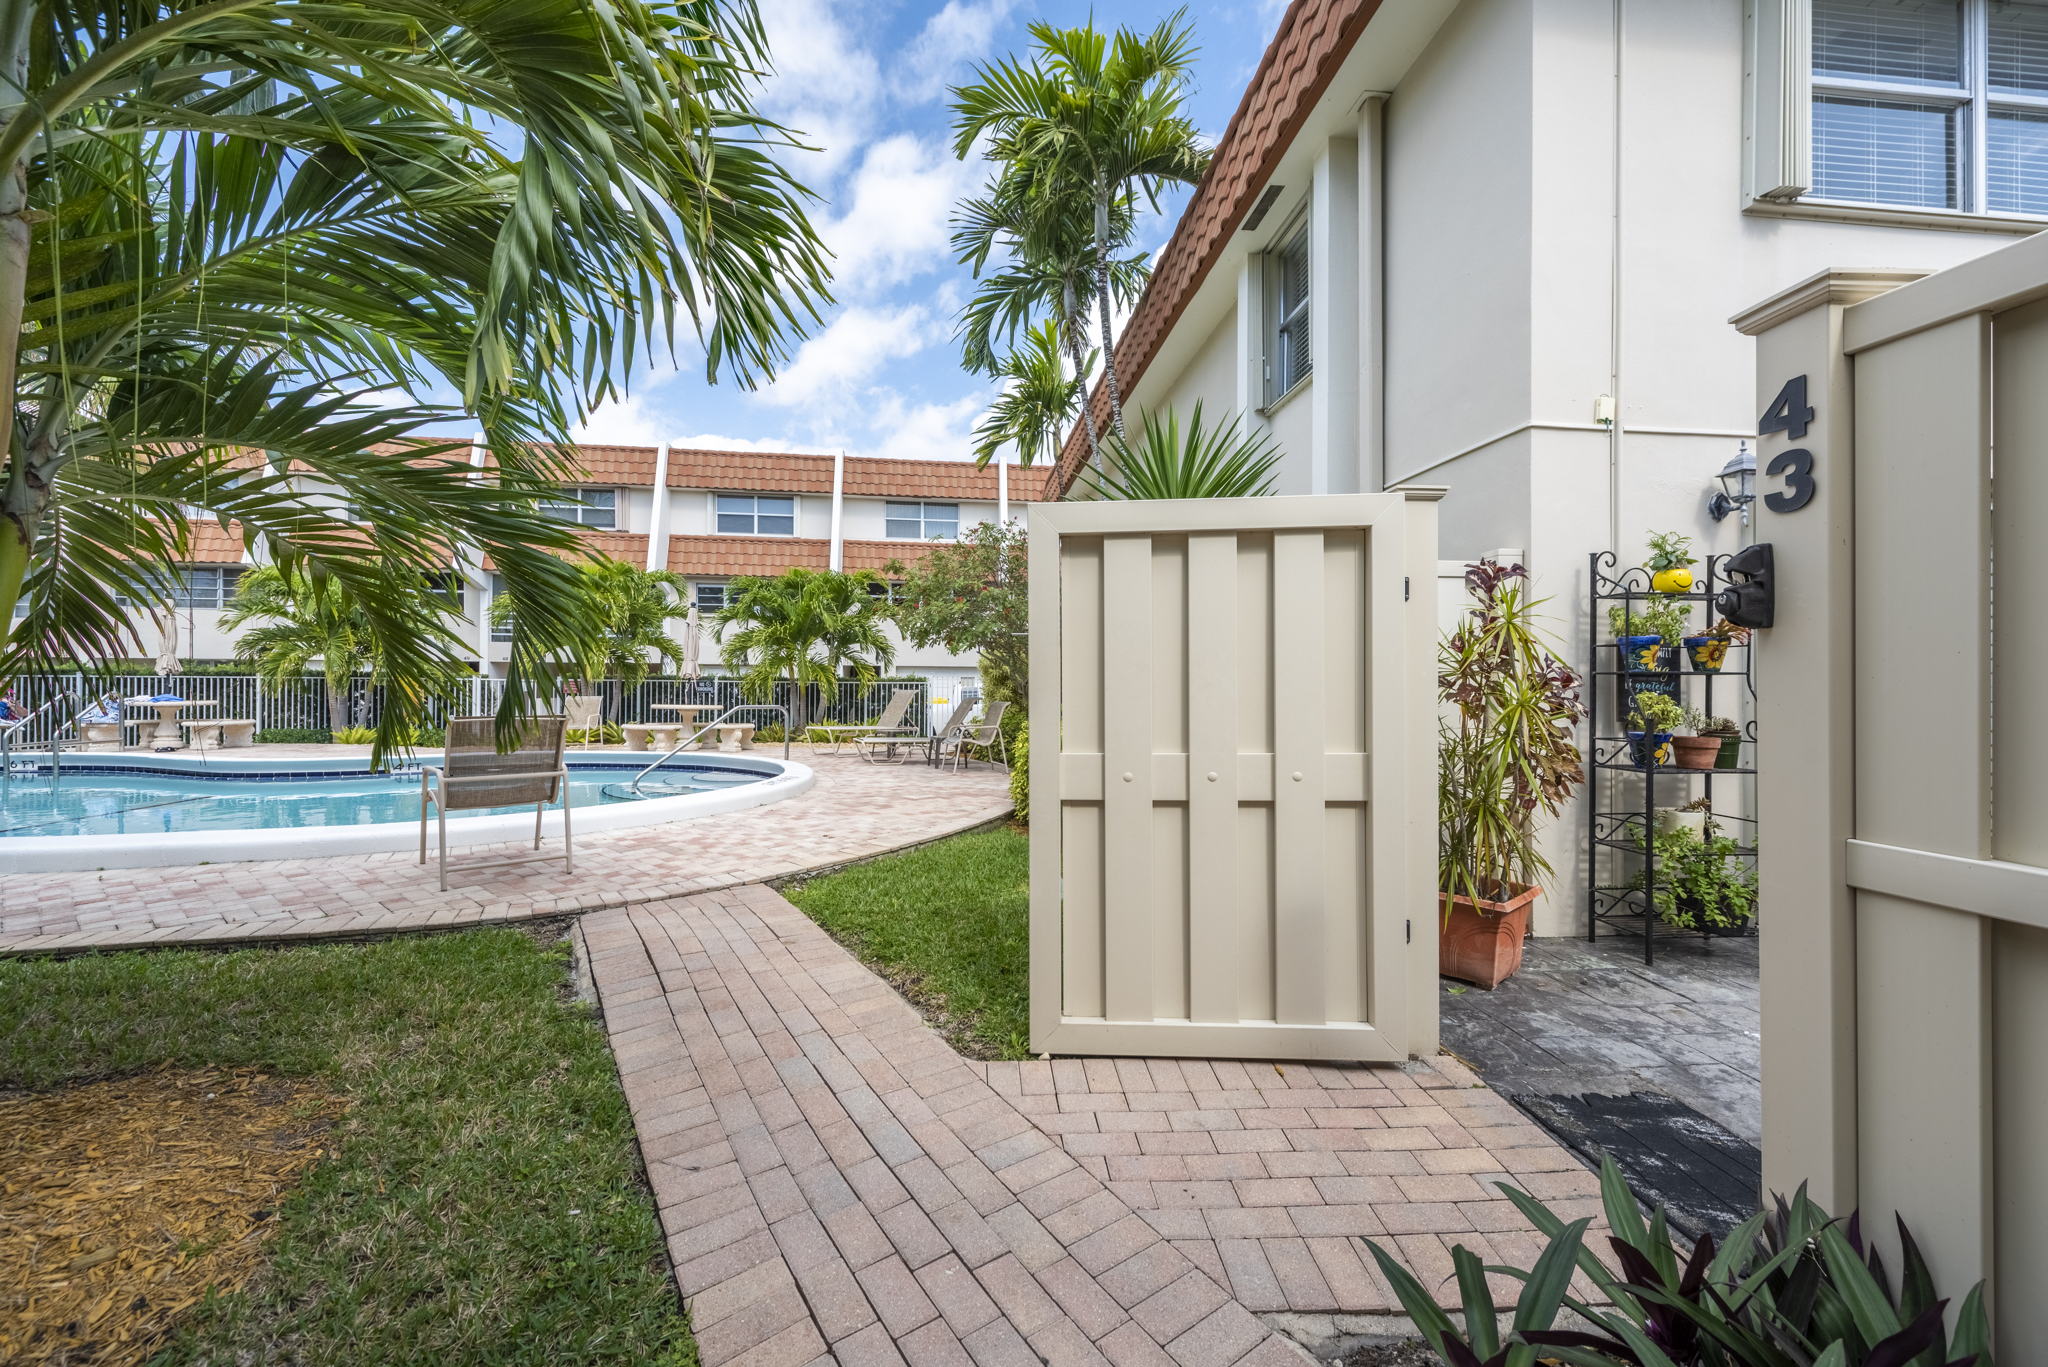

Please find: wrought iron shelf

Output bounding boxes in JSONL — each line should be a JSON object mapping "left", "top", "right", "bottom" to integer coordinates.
{"left": 1585, "top": 549, "right": 1761, "bottom": 965}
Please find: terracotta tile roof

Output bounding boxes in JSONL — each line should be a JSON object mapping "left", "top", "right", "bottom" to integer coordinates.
{"left": 481, "top": 529, "right": 647, "bottom": 572}
{"left": 556, "top": 444, "right": 661, "bottom": 485}
{"left": 1045, "top": 0, "right": 1381, "bottom": 498}
{"left": 668, "top": 448, "right": 837, "bottom": 494}
{"left": 840, "top": 540, "right": 945, "bottom": 573}
{"left": 666, "top": 535, "right": 832, "bottom": 577}
{"left": 839, "top": 458, "right": 1051, "bottom": 502}
{"left": 181, "top": 520, "right": 249, "bottom": 565}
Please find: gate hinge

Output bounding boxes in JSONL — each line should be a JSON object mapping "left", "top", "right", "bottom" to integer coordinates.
{"left": 1403, "top": 576, "right": 1410, "bottom": 601}
{"left": 1405, "top": 918, "right": 1411, "bottom": 943}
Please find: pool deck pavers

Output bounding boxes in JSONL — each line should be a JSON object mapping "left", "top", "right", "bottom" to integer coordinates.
{"left": 0, "top": 754, "right": 1013, "bottom": 953}
{"left": 586, "top": 885, "right": 1608, "bottom": 1365}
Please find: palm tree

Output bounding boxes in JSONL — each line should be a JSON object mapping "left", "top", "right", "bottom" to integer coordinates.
{"left": 0, "top": 0, "right": 831, "bottom": 757}
{"left": 971, "top": 321, "right": 1093, "bottom": 469}
{"left": 223, "top": 564, "right": 461, "bottom": 734}
{"left": 713, "top": 568, "right": 895, "bottom": 733}
{"left": 494, "top": 558, "right": 692, "bottom": 691}
{"left": 1078, "top": 403, "right": 1282, "bottom": 501}
{"left": 952, "top": 13, "right": 1208, "bottom": 445}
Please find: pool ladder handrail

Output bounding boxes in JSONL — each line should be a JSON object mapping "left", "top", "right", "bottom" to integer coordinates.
{"left": 627, "top": 704, "right": 790, "bottom": 796}
{"left": 0, "top": 688, "right": 82, "bottom": 777}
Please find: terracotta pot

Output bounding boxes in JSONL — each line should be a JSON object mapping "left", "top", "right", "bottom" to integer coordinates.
{"left": 1438, "top": 883, "right": 1539, "bottom": 990}
{"left": 1670, "top": 735, "right": 1722, "bottom": 770}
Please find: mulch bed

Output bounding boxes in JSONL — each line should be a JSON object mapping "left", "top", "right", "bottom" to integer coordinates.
{"left": 0, "top": 1067, "right": 342, "bottom": 1365}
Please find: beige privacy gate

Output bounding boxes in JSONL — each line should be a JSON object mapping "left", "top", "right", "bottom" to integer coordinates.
{"left": 1738, "top": 234, "right": 2048, "bottom": 1356}
{"left": 1026, "top": 492, "right": 1440, "bottom": 1063}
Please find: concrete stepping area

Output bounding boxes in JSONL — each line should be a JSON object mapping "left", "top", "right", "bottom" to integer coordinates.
{"left": 584, "top": 886, "right": 1605, "bottom": 1364}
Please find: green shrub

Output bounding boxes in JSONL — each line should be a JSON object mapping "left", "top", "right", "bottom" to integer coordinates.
{"left": 412, "top": 725, "right": 447, "bottom": 748}
{"left": 254, "top": 727, "right": 331, "bottom": 744}
{"left": 333, "top": 725, "right": 379, "bottom": 744}
{"left": 1008, "top": 718, "right": 1028, "bottom": 822}
{"left": 566, "top": 722, "right": 623, "bottom": 745}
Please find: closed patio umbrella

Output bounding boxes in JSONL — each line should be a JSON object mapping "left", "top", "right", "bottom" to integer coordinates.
{"left": 153, "top": 608, "right": 182, "bottom": 677}
{"left": 682, "top": 605, "right": 701, "bottom": 680}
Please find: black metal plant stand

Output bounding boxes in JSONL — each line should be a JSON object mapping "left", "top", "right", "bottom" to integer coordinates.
{"left": 1586, "top": 551, "right": 1759, "bottom": 964}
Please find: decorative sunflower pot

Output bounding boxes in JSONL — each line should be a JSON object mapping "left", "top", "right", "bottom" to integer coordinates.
{"left": 1626, "top": 730, "right": 1672, "bottom": 769}
{"left": 1617, "top": 635, "right": 1671, "bottom": 673}
{"left": 1683, "top": 634, "right": 1728, "bottom": 673}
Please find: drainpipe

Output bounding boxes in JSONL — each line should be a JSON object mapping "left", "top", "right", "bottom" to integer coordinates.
{"left": 997, "top": 452, "right": 1009, "bottom": 526}
{"left": 1607, "top": 0, "right": 1626, "bottom": 554}
{"left": 645, "top": 440, "right": 672, "bottom": 572}
{"left": 829, "top": 450, "right": 846, "bottom": 570}
{"left": 1358, "top": 93, "right": 1388, "bottom": 492}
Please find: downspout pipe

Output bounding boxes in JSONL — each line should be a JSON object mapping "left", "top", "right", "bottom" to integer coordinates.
{"left": 829, "top": 451, "right": 846, "bottom": 571}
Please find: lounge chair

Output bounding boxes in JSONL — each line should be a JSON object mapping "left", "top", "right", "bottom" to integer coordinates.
{"left": 419, "top": 715, "right": 571, "bottom": 891}
{"left": 913, "top": 696, "right": 978, "bottom": 768}
{"left": 564, "top": 694, "right": 604, "bottom": 749}
{"left": 812, "top": 686, "right": 918, "bottom": 756}
{"left": 935, "top": 699, "right": 1009, "bottom": 773}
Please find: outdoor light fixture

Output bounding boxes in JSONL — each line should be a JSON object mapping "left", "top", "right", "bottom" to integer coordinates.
{"left": 1708, "top": 441, "right": 1756, "bottom": 523}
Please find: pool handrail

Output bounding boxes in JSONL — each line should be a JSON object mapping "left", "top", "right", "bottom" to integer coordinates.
{"left": 628, "top": 704, "right": 790, "bottom": 796}
{"left": 1, "top": 688, "right": 81, "bottom": 774}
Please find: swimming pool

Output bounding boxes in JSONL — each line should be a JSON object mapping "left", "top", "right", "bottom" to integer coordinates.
{"left": 0, "top": 751, "right": 813, "bottom": 873}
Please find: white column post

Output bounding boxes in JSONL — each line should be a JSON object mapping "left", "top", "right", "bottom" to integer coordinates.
{"left": 466, "top": 432, "right": 491, "bottom": 670}
{"left": 1236, "top": 258, "right": 1268, "bottom": 433}
{"left": 645, "top": 440, "right": 672, "bottom": 572}
{"left": 829, "top": 450, "right": 846, "bottom": 571}
{"left": 1358, "top": 97, "right": 1387, "bottom": 492}
{"left": 1310, "top": 134, "right": 1361, "bottom": 494}
{"left": 997, "top": 452, "right": 1010, "bottom": 526}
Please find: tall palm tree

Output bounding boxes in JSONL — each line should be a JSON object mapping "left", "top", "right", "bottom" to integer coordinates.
{"left": 223, "top": 563, "right": 460, "bottom": 733}
{"left": 0, "top": 0, "right": 831, "bottom": 757}
{"left": 970, "top": 321, "right": 1092, "bottom": 469}
{"left": 494, "top": 558, "right": 691, "bottom": 690}
{"left": 713, "top": 568, "right": 895, "bottom": 733}
{"left": 952, "top": 12, "right": 1208, "bottom": 445}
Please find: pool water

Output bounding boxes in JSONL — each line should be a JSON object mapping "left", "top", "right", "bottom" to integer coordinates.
{"left": 0, "top": 760, "right": 768, "bottom": 839}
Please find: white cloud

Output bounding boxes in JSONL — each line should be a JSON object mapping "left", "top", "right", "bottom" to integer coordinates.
{"left": 820, "top": 135, "right": 982, "bottom": 293}
{"left": 571, "top": 389, "right": 669, "bottom": 446}
{"left": 756, "top": 0, "right": 882, "bottom": 182}
{"left": 849, "top": 390, "right": 994, "bottom": 463}
{"left": 898, "top": 0, "right": 1020, "bottom": 103}
{"left": 667, "top": 431, "right": 839, "bottom": 455}
{"left": 755, "top": 303, "right": 940, "bottom": 407}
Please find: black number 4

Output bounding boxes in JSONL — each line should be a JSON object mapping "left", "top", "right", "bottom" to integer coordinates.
{"left": 1759, "top": 375, "right": 1814, "bottom": 440}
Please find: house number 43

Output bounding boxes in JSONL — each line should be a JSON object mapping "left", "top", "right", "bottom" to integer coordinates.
{"left": 1757, "top": 376, "right": 1817, "bottom": 513}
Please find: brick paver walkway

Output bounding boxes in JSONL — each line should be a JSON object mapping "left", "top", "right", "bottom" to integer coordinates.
{"left": 586, "top": 885, "right": 1605, "bottom": 1365}
{"left": 1, "top": 756, "right": 1011, "bottom": 954}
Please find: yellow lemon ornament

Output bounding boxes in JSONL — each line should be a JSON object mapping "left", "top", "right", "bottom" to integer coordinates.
{"left": 1651, "top": 566, "right": 1693, "bottom": 594}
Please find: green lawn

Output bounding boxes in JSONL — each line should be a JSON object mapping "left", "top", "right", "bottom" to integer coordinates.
{"left": 0, "top": 928, "right": 694, "bottom": 1367}
{"left": 784, "top": 825, "right": 1030, "bottom": 1060}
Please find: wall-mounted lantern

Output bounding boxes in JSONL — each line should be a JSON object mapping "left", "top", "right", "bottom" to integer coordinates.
{"left": 1708, "top": 441, "right": 1756, "bottom": 523}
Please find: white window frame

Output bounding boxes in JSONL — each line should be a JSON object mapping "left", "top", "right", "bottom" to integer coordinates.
{"left": 711, "top": 492, "right": 799, "bottom": 537}
{"left": 883, "top": 500, "right": 960, "bottom": 541}
{"left": 1746, "top": 0, "right": 2048, "bottom": 227}
{"left": 692, "top": 581, "right": 728, "bottom": 613}
{"left": 539, "top": 487, "right": 618, "bottom": 528}
{"left": 171, "top": 565, "right": 244, "bottom": 610}
{"left": 1261, "top": 210, "right": 1312, "bottom": 409}
{"left": 488, "top": 572, "right": 515, "bottom": 642}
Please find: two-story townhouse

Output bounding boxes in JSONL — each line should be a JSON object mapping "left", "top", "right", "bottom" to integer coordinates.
{"left": 137, "top": 445, "right": 1042, "bottom": 709}
{"left": 1044, "top": 0, "right": 2047, "bottom": 936}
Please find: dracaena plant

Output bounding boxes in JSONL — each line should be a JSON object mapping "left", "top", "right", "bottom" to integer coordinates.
{"left": 1438, "top": 562, "right": 1586, "bottom": 909}
{"left": 1364, "top": 1152, "right": 1995, "bottom": 1367}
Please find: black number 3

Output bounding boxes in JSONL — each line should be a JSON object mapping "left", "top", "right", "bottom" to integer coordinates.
{"left": 1765, "top": 448, "right": 1816, "bottom": 512}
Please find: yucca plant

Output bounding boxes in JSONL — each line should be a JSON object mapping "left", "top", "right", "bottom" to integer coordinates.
{"left": 1076, "top": 402, "right": 1280, "bottom": 501}
{"left": 1438, "top": 561, "right": 1586, "bottom": 911}
{"left": 1365, "top": 1153, "right": 1995, "bottom": 1367}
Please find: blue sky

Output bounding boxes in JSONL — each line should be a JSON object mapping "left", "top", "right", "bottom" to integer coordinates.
{"left": 567, "top": 0, "right": 1287, "bottom": 461}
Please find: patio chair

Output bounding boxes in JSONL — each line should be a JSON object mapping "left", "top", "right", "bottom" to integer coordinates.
{"left": 916, "top": 695, "right": 978, "bottom": 768}
{"left": 564, "top": 694, "right": 604, "bottom": 749}
{"left": 419, "top": 715, "right": 571, "bottom": 891}
{"left": 935, "top": 699, "right": 1009, "bottom": 773}
{"left": 818, "top": 686, "right": 916, "bottom": 757}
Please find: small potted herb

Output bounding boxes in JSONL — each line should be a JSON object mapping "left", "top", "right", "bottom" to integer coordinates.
{"left": 1657, "top": 795, "right": 1712, "bottom": 837}
{"left": 1682, "top": 617, "right": 1750, "bottom": 673}
{"left": 1669, "top": 705, "right": 1722, "bottom": 770}
{"left": 1700, "top": 715, "right": 1744, "bottom": 769}
{"left": 1625, "top": 690, "right": 1684, "bottom": 768}
{"left": 1645, "top": 530, "right": 1697, "bottom": 594}
{"left": 1607, "top": 599, "right": 1691, "bottom": 674}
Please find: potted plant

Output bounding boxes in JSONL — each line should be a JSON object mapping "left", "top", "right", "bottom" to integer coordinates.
{"left": 1682, "top": 616, "right": 1750, "bottom": 674}
{"left": 1628, "top": 821, "right": 1757, "bottom": 933}
{"left": 1438, "top": 562, "right": 1586, "bottom": 989}
{"left": 1657, "top": 796, "right": 1712, "bottom": 837}
{"left": 1607, "top": 598, "right": 1691, "bottom": 675}
{"left": 1700, "top": 714, "right": 1744, "bottom": 769}
{"left": 1624, "top": 690, "right": 1684, "bottom": 769}
{"left": 1669, "top": 705, "right": 1722, "bottom": 770}
{"left": 1645, "top": 530, "right": 1697, "bottom": 594}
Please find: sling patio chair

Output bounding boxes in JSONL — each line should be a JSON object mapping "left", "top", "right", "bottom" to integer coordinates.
{"left": 934, "top": 699, "right": 1009, "bottom": 773}
{"left": 810, "top": 686, "right": 917, "bottom": 757}
{"left": 564, "top": 694, "right": 605, "bottom": 749}
{"left": 420, "top": 715, "right": 571, "bottom": 891}
{"left": 913, "top": 695, "right": 978, "bottom": 768}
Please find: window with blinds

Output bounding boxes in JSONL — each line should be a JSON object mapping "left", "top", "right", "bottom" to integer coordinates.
{"left": 1264, "top": 216, "right": 1311, "bottom": 406}
{"left": 1809, "top": 0, "right": 2048, "bottom": 215}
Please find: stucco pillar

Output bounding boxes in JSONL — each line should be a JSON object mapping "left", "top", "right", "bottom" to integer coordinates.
{"left": 1311, "top": 135, "right": 1361, "bottom": 494}
{"left": 1357, "top": 98, "right": 1386, "bottom": 493}
{"left": 1236, "top": 258, "right": 1267, "bottom": 434}
{"left": 645, "top": 440, "right": 672, "bottom": 572}
{"left": 1731, "top": 267, "right": 1923, "bottom": 1213}
{"left": 829, "top": 450, "right": 846, "bottom": 571}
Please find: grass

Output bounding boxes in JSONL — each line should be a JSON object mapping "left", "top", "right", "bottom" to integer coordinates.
{"left": 0, "top": 928, "right": 694, "bottom": 1367}
{"left": 783, "top": 825, "right": 1030, "bottom": 1060}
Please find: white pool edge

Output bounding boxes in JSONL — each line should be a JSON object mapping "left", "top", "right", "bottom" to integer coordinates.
{"left": 0, "top": 750, "right": 815, "bottom": 874}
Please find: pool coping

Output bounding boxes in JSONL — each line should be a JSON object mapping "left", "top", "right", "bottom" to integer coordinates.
{"left": 0, "top": 749, "right": 813, "bottom": 874}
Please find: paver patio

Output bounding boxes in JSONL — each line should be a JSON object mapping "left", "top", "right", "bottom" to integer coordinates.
{"left": 0, "top": 755, "right": 1011, "bottom": 953}
{"left": 585, "top": 883, "right": 1606, "bottom": 1365}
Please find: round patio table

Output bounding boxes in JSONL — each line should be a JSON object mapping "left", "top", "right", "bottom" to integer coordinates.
{"left": 650, "top": 703, "right": 718, "bottom": 750}
{"left": 127, "top": 696, "right": 216, "bottom": 752}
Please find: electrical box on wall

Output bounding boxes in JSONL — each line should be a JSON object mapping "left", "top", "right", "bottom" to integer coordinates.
{"left": 1593, "top": 394, "right": 1617, "bottom": 427}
